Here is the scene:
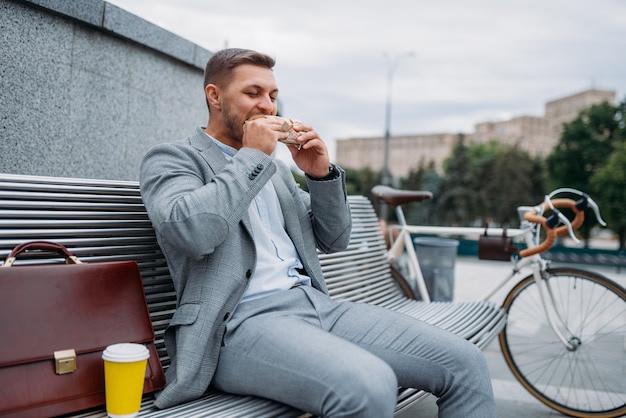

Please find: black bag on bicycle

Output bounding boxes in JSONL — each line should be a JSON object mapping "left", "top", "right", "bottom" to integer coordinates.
{"left": 478, "top": 226, "right": 517, "bottom": 261}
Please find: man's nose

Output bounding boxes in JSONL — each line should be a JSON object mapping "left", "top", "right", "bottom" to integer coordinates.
{"left": 257, "top": 95, "right": 276, "bottom": 114}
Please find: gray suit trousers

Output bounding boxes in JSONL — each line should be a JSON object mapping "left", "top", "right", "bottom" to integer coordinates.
{"left": 213, "top": 286, "right": 497, "bottom": 418}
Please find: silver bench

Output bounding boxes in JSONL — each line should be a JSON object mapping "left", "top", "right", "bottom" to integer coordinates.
{"left": 0, "top": 173, "right": 506, "bottom": 417}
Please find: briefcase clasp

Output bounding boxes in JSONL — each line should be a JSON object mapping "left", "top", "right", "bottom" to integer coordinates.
{"left": 54, "top": 349, "right": 77, "bottom": 374}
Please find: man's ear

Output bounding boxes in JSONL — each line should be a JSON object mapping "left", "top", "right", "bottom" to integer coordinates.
{"left": 205, "top": 84, "right": 221, "bottom": 110}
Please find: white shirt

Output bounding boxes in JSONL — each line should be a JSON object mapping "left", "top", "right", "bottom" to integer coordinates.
{"left": 208, "top": 135, "right": 311, "bottom": 303}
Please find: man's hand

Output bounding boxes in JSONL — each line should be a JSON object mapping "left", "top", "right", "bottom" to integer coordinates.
{"left": 243, "top": 116, "right": 331, "bottom": 178}
{"left": 241, "top": 116, "right": 281, "bottom": 155}
{"left": 285, "top": 120, "right": 331, "bottom": 178}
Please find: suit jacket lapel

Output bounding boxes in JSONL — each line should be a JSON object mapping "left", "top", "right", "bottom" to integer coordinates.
{"left": 189, "top": 128, "right": 226, "bottom": 175}
{"left": 190, "top": 129, "right": 253, "bottom": 232}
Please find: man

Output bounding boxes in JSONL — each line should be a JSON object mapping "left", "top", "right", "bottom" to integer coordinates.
{"left": 140, "top": 48, "right": 497, "bottom": 418}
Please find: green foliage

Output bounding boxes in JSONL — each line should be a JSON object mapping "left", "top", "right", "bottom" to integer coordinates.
{"left": 546, "top": 99, "right": 626, "bottom": 242}
{"left": 342, "top": 167, "right": 385, "bottom": 215}
{"left": 478, "top": 147, "right": 545, "bottom": 227}
{"left": 400, "top": 161, "right": 442, "bottom": 225}
{"left": 547, "top": 101, "right": 621, "bottom": 192}
{"left": 436, "top": 137, "right": 544, "bottom": 227}
{"left": 343, "top": 167, "right": 381, "bottom": 196}
{"left": 438, "top": 135, "right": 475, "bottom": 225}
{"left": 590, "top": 141, "right": 626, "bottom": 249}
{"left": 341, "top": 138, "right": 546, "bottom": 229}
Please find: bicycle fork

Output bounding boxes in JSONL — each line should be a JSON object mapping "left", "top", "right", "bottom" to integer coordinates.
{"left": 532, "top": 261, "right": 580, "bottom": 351}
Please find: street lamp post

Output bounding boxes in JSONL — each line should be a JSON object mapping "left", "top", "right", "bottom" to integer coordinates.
{"left": 380, "top": 51, "right": 414, "bottom": 220}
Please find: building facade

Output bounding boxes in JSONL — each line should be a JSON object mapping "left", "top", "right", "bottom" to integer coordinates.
{"left": 335, "top": 132, "right": 460, "bottom": 176}
{"left": 544, "top": 89, "right": 617, "bottom": 145}
{"left": 335, "top": 89, "right": 616, "bottom": 179}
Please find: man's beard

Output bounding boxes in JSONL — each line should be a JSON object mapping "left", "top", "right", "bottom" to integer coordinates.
{"left": 222, "top": 103, "right": 245, "bottom": 143}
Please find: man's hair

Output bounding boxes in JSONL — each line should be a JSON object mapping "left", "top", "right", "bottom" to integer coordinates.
{"left": 203, "top": 48, "right": 275, "bottom": 91}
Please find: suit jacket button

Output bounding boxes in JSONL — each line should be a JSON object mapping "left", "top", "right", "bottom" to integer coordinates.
{"left": 257, "top": 163, "right": 264, "bottom": 170}
{"left": 248, "top": 174, "right": 255, "bottom": 180}
{"left": 246, "top": 269, "right": 252, "bottom": 278}
{"left": 223, "top": 312, "right": 230, "bottom": 321}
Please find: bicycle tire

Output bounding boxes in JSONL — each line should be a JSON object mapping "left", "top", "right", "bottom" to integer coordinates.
{"left": 390, "top": 263, "right": 419, "bottom": 300}
{"left": 499, "top": 267, "right": 626, "bottom": 418}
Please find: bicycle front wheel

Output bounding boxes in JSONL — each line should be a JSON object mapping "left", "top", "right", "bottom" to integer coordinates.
{"left": 499, "top": 267, "right": 626, "bottom": 418}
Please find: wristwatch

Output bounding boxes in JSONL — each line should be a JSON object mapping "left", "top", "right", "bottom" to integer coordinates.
{"left": 309, "top": 164, "right": 337, "bottom": 181}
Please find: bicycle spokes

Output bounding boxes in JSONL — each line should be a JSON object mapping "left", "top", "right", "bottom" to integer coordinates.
{"left": 500, "top": 268, "right": 626, "bottom": 417}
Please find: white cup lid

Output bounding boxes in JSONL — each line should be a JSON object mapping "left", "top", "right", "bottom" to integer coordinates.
{"left": 102, "top": 343, "right": 150, "bottom": 362}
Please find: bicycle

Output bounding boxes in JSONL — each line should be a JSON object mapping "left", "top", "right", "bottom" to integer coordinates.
{"left": 371, "top": 185, "right": 626, "bottom": 418}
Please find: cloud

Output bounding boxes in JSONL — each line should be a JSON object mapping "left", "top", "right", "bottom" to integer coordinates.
{"left": 107, "top": 0, "right": 626, "bottom": 165}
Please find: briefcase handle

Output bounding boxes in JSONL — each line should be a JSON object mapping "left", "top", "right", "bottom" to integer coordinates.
{"left": 2, "top": 241, "right": 83, "bottom": 267}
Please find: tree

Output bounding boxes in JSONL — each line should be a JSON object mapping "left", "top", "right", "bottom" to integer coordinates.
{"left": 437, "top": 140, "right": 546, "bottom": 228}
{"left": 590, "top": 140, "right": 626, "bottom": 250}
{"left": 400, "top": 161, "right": 442, "bottom": 226}
{"left": 438, "top": 135, "right": 475, "bottom": 225}
{"left": 467, "top": 141, "right": 501, "bottom": 224}
{"left": 343, "top": 167, "right": 384, "bottom": 216}
{"left": 344, "top": 167, "right": 381, "bottom": 196}
{"left": 546, "top": 100, "right": 625, "bottom": 243}
{"left": 479, "top": 146, "right": 545, "bottom": 227}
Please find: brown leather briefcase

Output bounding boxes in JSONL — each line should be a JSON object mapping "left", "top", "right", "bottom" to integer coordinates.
{"left": 0, "top": 241, "right": 165, "bottom": 418}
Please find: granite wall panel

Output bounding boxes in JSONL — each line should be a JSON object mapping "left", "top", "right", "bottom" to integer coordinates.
{"left": 0, "top": 0, "right": 212, "bottom": 180}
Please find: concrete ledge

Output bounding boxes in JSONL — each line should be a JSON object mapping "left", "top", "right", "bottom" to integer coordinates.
{"left": 1, "top": 0, "right": 211, "bottom": 180}
{"left": 18, "top": 0, "right": 210, "bottom": 68}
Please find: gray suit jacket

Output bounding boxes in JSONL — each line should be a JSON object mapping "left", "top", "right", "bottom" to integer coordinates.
{"left": 139, "top": 128, "right": 352, "bottom": 409}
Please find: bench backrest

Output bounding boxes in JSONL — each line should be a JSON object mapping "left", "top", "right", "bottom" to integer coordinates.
{"left": 319, "top": 195, "right": 407, "bottom": 306}
{"left": 0, "top": 174, "right": 405, "bottom": 368}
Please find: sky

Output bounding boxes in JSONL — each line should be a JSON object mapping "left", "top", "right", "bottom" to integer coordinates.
{"left": 107, "top": 0, "right": 626, "bottom": 163}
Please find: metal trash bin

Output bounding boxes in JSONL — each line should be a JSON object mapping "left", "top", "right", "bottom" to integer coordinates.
{"left": 413, "top": 237, "right": 459, "bottom": 301}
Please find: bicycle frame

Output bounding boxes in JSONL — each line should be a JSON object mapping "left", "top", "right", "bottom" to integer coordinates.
{"left": 386, "top": 205, "right": 578, "bottom": 350}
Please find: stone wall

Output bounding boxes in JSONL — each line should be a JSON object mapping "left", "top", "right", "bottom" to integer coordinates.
{"left": 0, "top": 0, "right": 212, "bottom": 180}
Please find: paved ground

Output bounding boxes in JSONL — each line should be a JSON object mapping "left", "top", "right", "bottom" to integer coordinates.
{"left": 397, "top": 256, "right": 625, "bottom": 418}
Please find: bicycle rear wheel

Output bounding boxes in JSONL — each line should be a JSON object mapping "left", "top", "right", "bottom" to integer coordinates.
{"left": 499, "top": 267, "right": 626, "bottom": 417}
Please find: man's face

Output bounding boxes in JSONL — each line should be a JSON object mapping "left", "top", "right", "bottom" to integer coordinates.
{"left": 220, "top": 64, "right": 279, "bottom": 142}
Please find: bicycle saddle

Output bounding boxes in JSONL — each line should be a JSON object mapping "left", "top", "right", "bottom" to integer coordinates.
{"left": 371, "top": 185, "right": 433, "bottom": 206}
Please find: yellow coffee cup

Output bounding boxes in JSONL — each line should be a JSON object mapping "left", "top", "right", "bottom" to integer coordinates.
{"left": 102, "top": 343, "right": 150, "bottom": 418}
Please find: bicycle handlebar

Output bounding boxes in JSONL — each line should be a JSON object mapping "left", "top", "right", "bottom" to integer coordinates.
{"left": 519, "top": 198, "right": 585, "bottom": 258}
